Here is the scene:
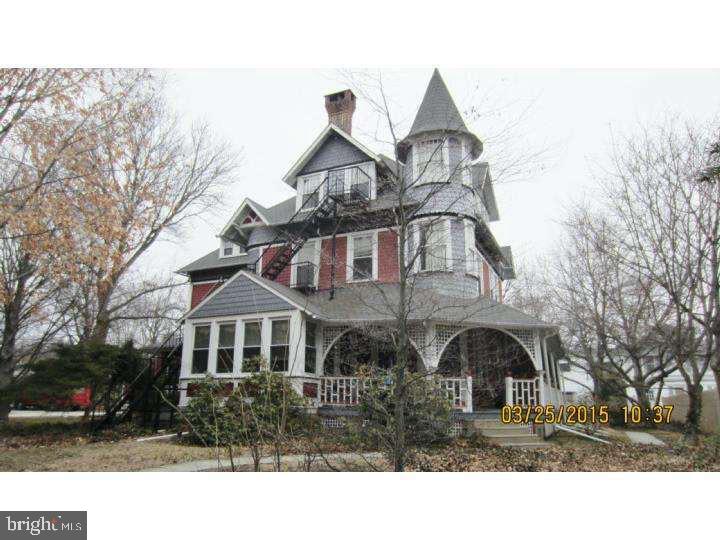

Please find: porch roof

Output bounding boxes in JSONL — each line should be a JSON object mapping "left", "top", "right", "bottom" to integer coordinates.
{"left": 253, "top": 276, "right": 555, "bottom": 330}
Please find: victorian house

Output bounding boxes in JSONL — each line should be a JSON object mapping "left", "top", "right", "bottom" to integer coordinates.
{"left": 176, "top": 69, "right": 566, "bottom": 422}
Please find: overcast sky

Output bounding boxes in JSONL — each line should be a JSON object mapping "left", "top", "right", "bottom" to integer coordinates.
{"left": 145, "top": 69, "right": 720, "bottom": 280}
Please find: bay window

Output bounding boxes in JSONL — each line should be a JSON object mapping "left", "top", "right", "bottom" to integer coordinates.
{"left": 191, "top": 325, "right": 211, "bottom": 374}
{"left": 241, "top": 321, "right": 262, "bottom": 372}
{"left": 270, "top": 319, "right": 290, "bottom": 372}
{"left": 464, "top": 221, "right": 480, "bottom": 277}
{"left": 216, "top": 322, "right": 235, "bottom": 373}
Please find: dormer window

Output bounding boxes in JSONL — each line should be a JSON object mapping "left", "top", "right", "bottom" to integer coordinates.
{"left": 219, "top": 239, "right": 244, "bottom": 258}
{"left": 301, "top": 174, "right": 323, "bottom": 210}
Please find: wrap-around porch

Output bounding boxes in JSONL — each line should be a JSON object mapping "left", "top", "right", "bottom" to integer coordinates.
{"left": 316, "top": 324, "right": 565, "bottom": 413}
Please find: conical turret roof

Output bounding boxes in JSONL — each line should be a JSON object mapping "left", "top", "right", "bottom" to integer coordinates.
{"left": 407, "top": 68, "right": 469, "bottom": 136}
{"left": 400, "top": 69, "right": 482, "bottom": 159}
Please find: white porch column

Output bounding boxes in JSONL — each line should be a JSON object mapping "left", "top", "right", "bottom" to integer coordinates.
{"left": 465, "top": 375, "right": 473, "bottom": 413}
{"left": 505, "top": 375, "right": 514, "bottom": 406}
{"left": 537, "top": 369, "right": 547, "bottom": 406}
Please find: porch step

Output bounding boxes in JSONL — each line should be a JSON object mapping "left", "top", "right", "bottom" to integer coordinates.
{"left": 469, "top": 418, "right": 546, "bottom": 448}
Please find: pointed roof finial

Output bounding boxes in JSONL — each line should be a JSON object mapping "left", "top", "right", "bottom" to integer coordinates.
{"left": 408, "top": 68, "right": 468, "bottom": 136}
{"left": 401, "top": 69, "right": 482, "bottom": 159}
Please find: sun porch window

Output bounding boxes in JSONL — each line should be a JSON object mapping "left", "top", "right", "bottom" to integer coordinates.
{"left": 215, "top": 322, "right": 236, "bottom": 374}
{"left": 241, "top": 321, "right": 262, "bottom": 372}
{"left": 191, "top": 325, "right": 211, "bottom": 374}
{"left": 270, "top": 319, "right": 290, "bottom": 372}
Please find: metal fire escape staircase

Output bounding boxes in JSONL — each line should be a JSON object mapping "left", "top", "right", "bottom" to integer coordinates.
{"left": 256, "top": 167, "right": 371, "bottom": 284}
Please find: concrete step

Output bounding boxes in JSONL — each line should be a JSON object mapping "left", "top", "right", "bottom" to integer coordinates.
{"left": 487, "top": 435, "right": 542, "bottom": 445}
{"left": 481, "top": 427, "right": 535, "bottom": 437}
{"left": 498, "top": 441, "right": 552, "bottom": 448}
{"left": 472, "top": 419, "right": 530, "bottom": 429}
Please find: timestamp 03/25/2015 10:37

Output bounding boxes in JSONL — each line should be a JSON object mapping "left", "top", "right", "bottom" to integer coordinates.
{"left": 500, "top": 404, "right": 674, "bottom": 425}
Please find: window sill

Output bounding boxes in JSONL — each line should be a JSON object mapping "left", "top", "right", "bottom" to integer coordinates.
{"left": 347, "top": 278, "right": 376, "bottom": 284}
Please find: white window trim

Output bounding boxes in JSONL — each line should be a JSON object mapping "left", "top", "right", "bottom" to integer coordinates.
{"left": 214, "top": 320, "right": 238, "bottom": 375}
{"left": 190, "top": 323, "right": 213, "bottom": 375}
{"left": 464, "top": 220, "right": 481, "bottom": 277}
{"left": 240, "top": 318, "right": 263, "bottom": 374}
{"left": 219, "top": 239, "right": 246, "bottom": 259}
{"left": 290, "top": 239, "right": 320, "bottom": 287}
{"left": 296, "top": 173, "right": 324, "bottom": 212}
{"left": 269, "top": 317, "right": 292, "bottom": 373}
{"left": 346, "top": 230, "right": 379, "bottom": 282}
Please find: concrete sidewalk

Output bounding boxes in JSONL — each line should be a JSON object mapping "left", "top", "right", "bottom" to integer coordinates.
{"left": 625, "top": 431, "right": 666, "bottom": 446}
{"left": 144, "top": 451, "right": 384, "bottom": 472}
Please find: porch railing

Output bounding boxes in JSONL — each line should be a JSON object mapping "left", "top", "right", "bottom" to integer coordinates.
{"left": 318, "top": 376, "right": 472, "bottom": 412}
{"left": 505, "top": 376, "right": 541, "bottom": 407}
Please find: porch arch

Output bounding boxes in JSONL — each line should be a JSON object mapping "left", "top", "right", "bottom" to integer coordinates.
{"left": 435, "top": 325, "right": 537, "bottom": 369}
{"left": 436, "top": 326, "right": 537, "bottom": 409}
{"left": 321, "top": 325, "right": 427, "bottom": 369}
{"left": 321, "top": 326, "right": 424, "bottom": 375}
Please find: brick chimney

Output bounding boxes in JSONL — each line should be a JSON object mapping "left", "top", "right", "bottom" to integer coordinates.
{"left": 324, "top": 89, "right": 356, "bottom": 135}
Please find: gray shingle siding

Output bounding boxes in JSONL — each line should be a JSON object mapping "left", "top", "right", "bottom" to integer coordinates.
{"left": 450, "top": 218, "right": 465, "bottom": 272}
{"left": 413, "top": 272, "right": 479, "bottom": 298}
{"left": 448, "top": 138, "right": 461, "bottom": 184}
{"left": 190, "top": 274, "right": 293, "bottom": 319}
{"left": 300, "top": 133, "right": 371, "bottom": 175}
{"left": 409, "top": 183, "right": 475, "bottom": 218}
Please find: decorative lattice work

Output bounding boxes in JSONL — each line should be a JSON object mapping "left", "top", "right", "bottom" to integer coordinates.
{"left": 322, "top": 417, "right": 345, "bottom": 429}
{"left": 448, "top": 421, "right": 464, "bottom": 438}
{"left": 408, "top": 324, "right": 426, "bottom": 354}
{"left": 435, "top": 324, "right": 463, "bottom": 359}
{"left": 507, "top": 328, "right": 537, "bottom": 362}
{"left": 322, "top": 325, "right": 349, "bottom": 356}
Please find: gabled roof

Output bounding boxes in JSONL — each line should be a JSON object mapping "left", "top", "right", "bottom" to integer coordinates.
{"left": 282, "top": 124, "right": 380, "bottom": 187}
{"left": 185, "top": 270, "right": 323, "bottom": 320}
{"left": 177, "top": 249, "right": 252, "bottom": 276}
{"left": 401, "top": 69, "right": 482, "bottom": 159}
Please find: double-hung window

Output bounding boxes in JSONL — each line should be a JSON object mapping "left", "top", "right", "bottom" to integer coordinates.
{"left": 418, "top": 220, "right": 448, "bottom": 272}
{"left": 270, "top": 319, "right": 290, "bottom": 372}
{"left": 241, "top": 321, "right": 262, "bottom": 372}
{"left": 216, "top": 322, "right": 235, "bottom": 374}
{"left": 302, "top": 174, "right": 322, "bottom": 209}
{"left": 351, "top": 234, "right": 374, "bottom": 281}
{"left": 415, "top": 139, "right": 446, "bottom": 184}
{"left": 304, "top": 321, "right": 317, "bottom": 374}
{"left": 191, "top": 325, "right": 211, "bottom": 374}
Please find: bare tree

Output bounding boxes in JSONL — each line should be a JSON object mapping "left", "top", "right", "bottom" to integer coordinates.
{"left": 547, "top": 205, "right": 681, "bottom": 415}
{"left": 598, "top": 118, "right": 719, "bottom": 436}
{"left": 58, "top": 84, "right": 238, "bottom": 343}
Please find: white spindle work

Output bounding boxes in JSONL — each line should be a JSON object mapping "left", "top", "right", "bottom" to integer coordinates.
{"left": 318, "top": 376, "right": 472, "bottom": 411}
{"left": 505, "top": 377, "right": 541, "bottom": 407}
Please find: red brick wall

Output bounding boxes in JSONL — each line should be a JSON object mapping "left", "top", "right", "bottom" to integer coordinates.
{"left": 378, "top": 230, "right": 399, "bottom": 283}
{"left": 261, "top": 246, "right": 292, "bottom": 286}
{"left": 191, "top": 282, "right": 220, "bottom": 309}
{"left": 482, "top": 261, "right": 490, "bottom": 297}
{"left": 318, "top": 237, "right": 347, "bottom": 290}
